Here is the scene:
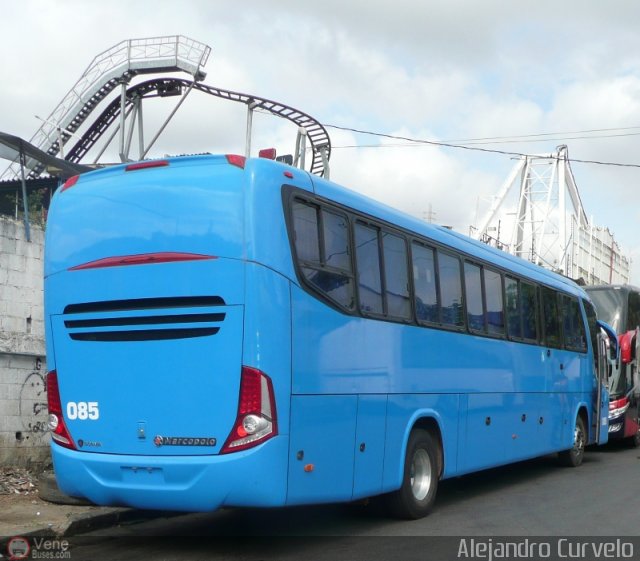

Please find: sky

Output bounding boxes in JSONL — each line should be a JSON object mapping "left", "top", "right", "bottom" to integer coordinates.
{"left": 2, "top": 0, "right": 640, "bottom": 282}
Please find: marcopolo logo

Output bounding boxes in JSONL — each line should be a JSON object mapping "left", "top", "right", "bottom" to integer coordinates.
{"left": 153, "top": 435, "right": 216, "bottom": 447}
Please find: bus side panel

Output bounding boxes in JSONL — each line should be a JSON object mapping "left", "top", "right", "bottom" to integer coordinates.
{"left": 352, "top": 394, "right": 388, "bottom": 500}
{"left": 242, "top": 262, "right": 292, "bottom": 440}
{"left": 286, "top": 395, "right": 358, "bottom": 505}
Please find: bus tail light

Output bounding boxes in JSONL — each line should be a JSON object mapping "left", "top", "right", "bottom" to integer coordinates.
{"left": 609, "top": 396, "right": 630, "bottom": 419}
{"left": 46, "top": 371, "right": 76, "bottom": 450}
{"left": 125, "top": 160, "right": 169, "bottom": 171}
{"left": 221, "top": 366, "right": 277, "bottom": 454}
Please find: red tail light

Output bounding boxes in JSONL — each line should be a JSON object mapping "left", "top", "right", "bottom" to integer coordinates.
{"left": 609, "top": 396, "right": 630, "bottom": 419}
{"left": 610, "top": 396, "right": 629, "bottom": 410}
{"left": 221, "top": 366, "right": 277, "bottom": 454}
{"left": 125, "top": 160, "right": 169, "bottom": 171}
{"left": 60, "top": 175, "right": 80, "bottom": 193}
{"left": 46, "top": 371, "right": 76, "bottom": 450}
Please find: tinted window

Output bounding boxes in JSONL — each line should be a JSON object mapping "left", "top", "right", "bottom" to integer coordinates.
{"left": 505, "top": 277, "right": 522, "bottom": 338}
{"left": 292, "top": 201, "right": 320, "bottom": 263}
{"left": 465, "top": 262, "right": 484, "bottom": 331}
{"left": 521, "top": 282, "right": 538, "bottom": 340}
{"left": 484, "top": 268, "right": 504, "bottom": 335}
{"left": 355, "top": 224, "right": 383, "bottom": 314}
{"left": 412, "top": 243, "right": 438, "bottom": 323}
{"left": 323, "top": 210, "right": 351, "bottom": 271}
{"left": 292, "top": 200, "right": 354, "bottom": 309}
{"left": 562, "top": 296, "right": 587, "bottom": 352}
{"left": 383, "top": 233, "right": 411, "bottom": 319}
{"left": 439, "top": 252, "right": 463, "bottom": 327}
{"left": 542, "top": 287, "right": 561, "bottom": 348}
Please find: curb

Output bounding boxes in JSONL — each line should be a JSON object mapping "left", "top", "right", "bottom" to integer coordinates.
{"left": 62, "top": 508, "right": 184, "bottom": 537}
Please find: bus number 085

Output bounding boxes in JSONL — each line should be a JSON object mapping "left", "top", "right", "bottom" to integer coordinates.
{"left": 66, "top": 401, "right": 100, "bottom": 420}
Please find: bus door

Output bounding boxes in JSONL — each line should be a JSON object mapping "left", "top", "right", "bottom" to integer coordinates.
{"left": 595, "top": 320, "right": 616, "bottom": 444}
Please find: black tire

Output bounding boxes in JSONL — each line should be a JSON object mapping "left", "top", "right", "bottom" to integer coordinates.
{"left": 558, "top": 415, "right": 586, "bottom": 467}
{"left": 385, "top": 429, "right": 439, "bottom": 519}
{"left": 38, "top": 471, "right": 93, "bottom": 506}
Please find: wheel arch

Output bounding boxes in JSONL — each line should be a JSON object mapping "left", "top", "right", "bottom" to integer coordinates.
{"left": 394, "top": 410, "right": 445, "bottom": 486}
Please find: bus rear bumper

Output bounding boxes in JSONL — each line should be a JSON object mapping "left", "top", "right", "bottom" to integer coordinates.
{"left": 50, "top": 437, "right": 288, "bottom": 512}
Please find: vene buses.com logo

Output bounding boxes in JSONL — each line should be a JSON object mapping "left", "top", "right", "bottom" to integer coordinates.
{"left": 7, "top": 536, "right": 30, "bottom": 560}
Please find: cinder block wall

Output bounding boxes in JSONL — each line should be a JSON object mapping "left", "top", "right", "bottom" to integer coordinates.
{"left": 0, "top": 216, "right": 49, "bottom": 468}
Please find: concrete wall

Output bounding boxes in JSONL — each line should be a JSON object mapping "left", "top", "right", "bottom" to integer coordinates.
{"left": 0, "top": 216, "right": 49, "bottom": 468}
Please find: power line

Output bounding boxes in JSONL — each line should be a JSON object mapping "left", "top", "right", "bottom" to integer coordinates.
{"left": 324, "top": 124, "right": 640, "bottom": 169}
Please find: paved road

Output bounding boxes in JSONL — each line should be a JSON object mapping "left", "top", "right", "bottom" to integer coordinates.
{"left": 66, "top": 442, "right": 640, "bottom": 560}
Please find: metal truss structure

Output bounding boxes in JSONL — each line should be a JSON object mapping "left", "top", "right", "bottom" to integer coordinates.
{"left": 473, "top": 146, "right": 629, "bottom": 285}
{"left": 2, "top": 35, "right": 331, "bottom": 180}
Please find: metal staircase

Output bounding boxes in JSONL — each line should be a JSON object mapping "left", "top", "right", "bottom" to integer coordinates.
{"left": 2, "top": 36, "right": 210, "bottom": 180}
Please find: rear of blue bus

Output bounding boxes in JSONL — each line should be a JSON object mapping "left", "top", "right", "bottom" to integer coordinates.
{"left": 44, "top": 155, "right": 295, "bottom": 511}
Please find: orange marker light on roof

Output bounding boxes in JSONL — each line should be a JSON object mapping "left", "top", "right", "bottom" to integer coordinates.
{"left": 226, "top": 155, "right": 246, "bottom": 169}
{"left": 258, "top": 148, "right": 277, "bottom": 160}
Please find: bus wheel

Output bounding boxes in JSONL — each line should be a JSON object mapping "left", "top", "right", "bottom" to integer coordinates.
{"left": 386, "top": 429, "right": 439, "bottom": 519}
{"left": 558, "top": 415, "right": 586, "bottom": 467}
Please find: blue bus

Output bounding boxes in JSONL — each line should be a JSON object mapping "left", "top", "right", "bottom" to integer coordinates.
{"left": 44, "top": 154, "right": 610, "bottom": 519}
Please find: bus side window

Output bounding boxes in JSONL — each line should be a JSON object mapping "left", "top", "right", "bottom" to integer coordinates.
{"left": 541, "top": 287, "right": 561, "bottom": 348}
{"left": 521, "top": 281, "right": 538, "bottom": 341}
{"left": 355, "top": 223, "right": 383, "bottom": 314}
{"left": 438, "top": 251, "right": 464, "bottom": 328}
{"left": 292, "top": 201, "right": 320, "bottom": 262}
{"left": 505, "top": 276, "right": 522, "bottom": 339}
{"left": 292, "top": 200, "right": 354, "bottom": 310}
{"left": 412, "top": 242, "right": 439, "bottom": 324}
{"left": 464, "top": 262, "right": 484, "bottom": 332}
{"left": 562, "top": 296, "right": 587, "bottom": 352}
{"left": 382, "top": 232, "right": 411, "bottom": 319}
{"left": 484, "top": 268, "right": 504, "bottom": 336}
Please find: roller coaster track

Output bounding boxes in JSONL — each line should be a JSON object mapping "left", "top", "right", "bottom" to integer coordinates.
{"left": 63, "top": 78, "right": 332, "bottom": 177}
{"left": 4, "top": 35, "right": 330, "bottom": 180}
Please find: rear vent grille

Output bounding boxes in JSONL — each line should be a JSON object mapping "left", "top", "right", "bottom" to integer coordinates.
{"left": 62, "top": 296, "right": 226, "bottom": 342}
